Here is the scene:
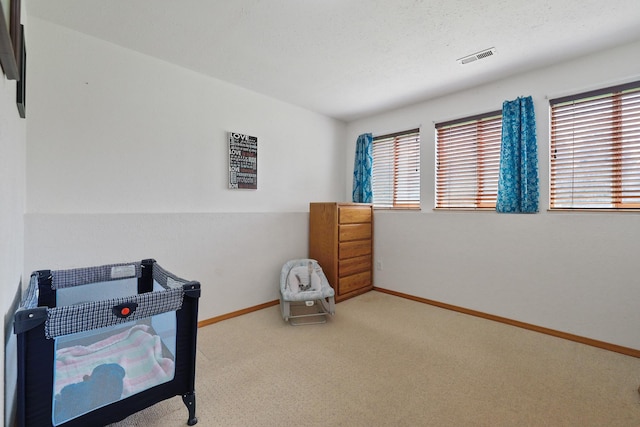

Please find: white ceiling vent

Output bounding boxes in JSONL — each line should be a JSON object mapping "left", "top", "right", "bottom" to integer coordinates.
{"left": 457, "top": 47, "right": 497, "bottom": 65}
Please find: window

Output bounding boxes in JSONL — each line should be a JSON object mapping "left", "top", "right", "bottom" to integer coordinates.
{"left": 550, "top": 81, "right": 640, "bottom": 210}
{"left": 372, "top": 128, "right": 420, "bottom": 209}
{"left": 435, "top": 111, "right": 502, "bottom": 209}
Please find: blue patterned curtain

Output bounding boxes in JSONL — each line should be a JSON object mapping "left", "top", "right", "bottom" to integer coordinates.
{"left": 496, "top": 96, "right": 539, "bottom": 213}
{"left": 352, "top": 133, "right": 373, "bottom": 203}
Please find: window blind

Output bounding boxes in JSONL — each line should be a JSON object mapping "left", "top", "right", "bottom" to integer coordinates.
{"left": 372, "top": 128, "right": 420, "bottom": 209}
{"left": 435, "top": 112, "right": 502, "bottom": 209}
{"left": 550, "top": 81, "right": 640, "bottom": 209}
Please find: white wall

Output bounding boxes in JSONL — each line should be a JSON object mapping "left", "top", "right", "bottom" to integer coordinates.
{"left": 0, "top": 76, "right": 25, "bottom": 293}
{"left": 0, "top": 51, "right": 26, "bottom": 315}
{"left": 346, "top": 39, "right": 640, "bottom": 350}
{"left": 26, "top": 19, "right": 345, "bottom": 214}
{"left": 24, "top": 18, "right": 347, "bottom": 320}
{"left": 0, "top": 43, "right": 26, "bottom": 427}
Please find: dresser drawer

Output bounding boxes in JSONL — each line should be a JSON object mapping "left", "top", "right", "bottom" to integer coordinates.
{"left": 339, "top": 255, "right": 372, "bottom": 277}
{"left": 339, "top": 206, "right": 372, "bottom": 224}
{"left": 338, "top": 271, "right": 372, "bottom": 295}
{"left": 339, "top": 240, "right": 372, "bottom": 260}
{"left": 339, "top": 223, "right": 371, "bottom": 242}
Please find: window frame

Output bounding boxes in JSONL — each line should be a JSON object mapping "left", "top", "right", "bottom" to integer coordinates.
{"left": 549, "top": 80, "right": 640, "bottom": 211}
{"left": 435, "top": 110, "right": 502, "bottom": 210}
{"left": 371, "top": 128, "right": 421, "bottom": 210}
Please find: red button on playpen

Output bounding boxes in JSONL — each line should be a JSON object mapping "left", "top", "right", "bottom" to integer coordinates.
{"left": 113, "top": 302, "right": 137, "bottom": 318}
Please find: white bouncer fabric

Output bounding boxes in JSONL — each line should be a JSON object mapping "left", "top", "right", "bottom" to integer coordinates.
{"left": 279, "top": 259, "right": 335, "bottom": 324}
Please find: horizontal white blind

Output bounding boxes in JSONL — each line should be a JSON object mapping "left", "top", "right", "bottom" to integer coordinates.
{"left": 436, "top": 113, "right": 502, "bottom": 209}
{"left": 372, "top": 129, "right": 420, "bottom": 208}
{"left": 550, "top": 82, "right": 640, "bottom": 209}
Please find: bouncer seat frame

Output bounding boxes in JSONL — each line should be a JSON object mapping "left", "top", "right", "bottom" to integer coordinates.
{"left": 279, "top": 259, "right": 335, "bottom": 325}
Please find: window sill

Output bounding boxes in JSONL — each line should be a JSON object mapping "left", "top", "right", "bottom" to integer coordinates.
{"left": 432, "top": 207, "right": 496, "bottom": 212}
{"left": 548, "top": 208, "right": 640, "bottom": 213}
{"left": 373, "top": 206, "right": 421, "bottom": 211}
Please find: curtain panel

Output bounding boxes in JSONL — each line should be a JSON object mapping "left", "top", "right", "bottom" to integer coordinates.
{"left": 496, "top": 96, "right": 539, "bottom": 213}
{"left": 352, "top": 133, "right": 373, "bottom": 203}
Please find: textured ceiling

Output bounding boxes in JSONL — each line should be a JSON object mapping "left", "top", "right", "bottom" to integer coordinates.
{"left": 26, "top": 0, "right": 640, "bottom": 122}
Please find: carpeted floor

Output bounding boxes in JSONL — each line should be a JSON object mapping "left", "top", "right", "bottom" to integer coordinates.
{"left": 109, "top": 291, "right": 640, "bottom": 426}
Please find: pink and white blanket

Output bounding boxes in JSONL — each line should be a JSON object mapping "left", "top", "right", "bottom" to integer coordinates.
{"left": 54, "top": 324, "right": 175, "bottom": 398}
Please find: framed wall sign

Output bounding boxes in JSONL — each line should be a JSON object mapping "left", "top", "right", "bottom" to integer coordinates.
{"left": 228, "top": 132, "right": 258, "bottom": 189}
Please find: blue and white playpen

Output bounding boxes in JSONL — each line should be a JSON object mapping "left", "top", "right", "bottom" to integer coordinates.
{"left": 13, "top": 259, "right": 200, "bottom": 426}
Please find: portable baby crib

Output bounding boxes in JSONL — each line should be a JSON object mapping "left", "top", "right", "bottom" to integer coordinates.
{"left": 279, "top": 259, "right": 335, "bottom": 325}
{"left": 13, "top": 259, "right": 201, "bottom": 427}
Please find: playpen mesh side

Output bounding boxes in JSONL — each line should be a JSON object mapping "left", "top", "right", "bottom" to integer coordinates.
{"left": 20, "top": 273, "right": 39, "bottom": 309}
{"left": 51, "top": 262, "right": 143, "bottom": 289}
{"left": 20, "top": 261, "right": 145, "bottom": 310}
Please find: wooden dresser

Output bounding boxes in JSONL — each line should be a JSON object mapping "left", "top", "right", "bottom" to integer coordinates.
{"left": 309, "top": 202, "right": 373, "bottom": 302}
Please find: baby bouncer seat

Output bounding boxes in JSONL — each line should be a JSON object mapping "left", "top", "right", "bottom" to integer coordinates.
{"left": 280, "top": 259, "right": 335, "bottom": 325}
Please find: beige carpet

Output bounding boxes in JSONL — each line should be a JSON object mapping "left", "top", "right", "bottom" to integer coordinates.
{"left": 110, "top": 291, "right": 640, "bottom": 426}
